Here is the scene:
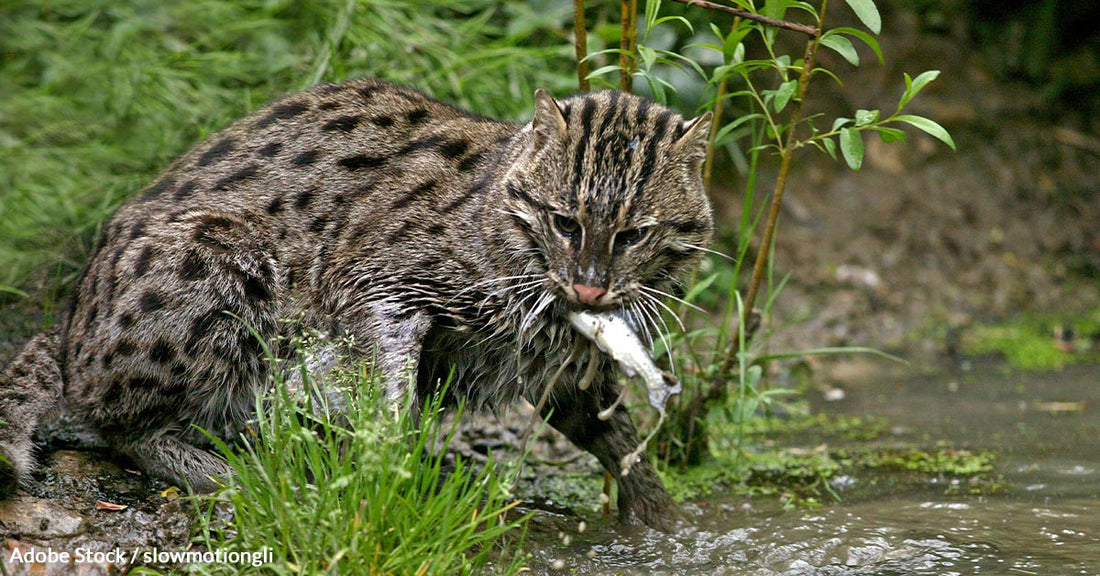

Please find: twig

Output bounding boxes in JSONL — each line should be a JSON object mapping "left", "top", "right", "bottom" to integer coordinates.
{"left": 703, "top": 17, "right": 742, "bottom": 189}
{"left": 720, "top": 1, "right": 825, "bottom": 376}
{"left": 574, "top": 0, "right": 591, "bottom": 92}
{"left": 1054, "top": 126, "right": 1100, "bottom": 156}
{"left": 619, "top": 0, "right": 638, "bottom": 92}
{"left": 672, "top": 0, "right": 819, "bottom": 36}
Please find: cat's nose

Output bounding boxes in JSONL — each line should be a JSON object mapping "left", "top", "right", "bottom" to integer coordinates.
{"left": 572, "top": 284, "right": 607, "bottom": 306}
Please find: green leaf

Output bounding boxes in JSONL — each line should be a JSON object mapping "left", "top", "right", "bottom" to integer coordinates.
{"left": 585, "top": 64, "right": 624, "bottom": 80}
{"left": 829, "top": 27, "right": 884, "bottom": 64}
{"left": 898, "top": 70, "right": 940, "bottom": 110}
{"left": 875, "top": 126, "right": 907, "bottom": 143}
{"left": 654, "top": 15, "right": 694, "bottom": 33}
{"left": 732, "top": 42, "right": 746, "bottom": 65}
{"left": 820, "top": 33, "right": 859, "bottom": 66}
{"left": 854, "top": 109, "right": 879, "bottom": 126}
{"left": 894, "top": 114, "right": 956, "bottom": 150}
{"left": 790, "top": 1, "right": 820, "bottom": 17}
{"left": 831, "top": 117, "right": 851, "bottom": 132}
{"left": 812, "top": 65, "right": 844, "bottom": 87}
{"left": 909, "top": 70, "right": 940, "bottom": 92}
{"left": 684, "top": 273, "right": 720, "bottom": 303}
{"left": 822, "top": 136, "right": 838, "bottom": 160}
{"left": 642, "top": 71, "right": 675, "bottom": 104}
{"left": 713, "top": 113, "right": 764, "bottom": 147}
{"left": 0, "top": 285, "right": 29, "bottom": 298}
{"left": 774, "top": 79, "right": 798, "bottom": 113}
{"left": 840, "top": 127, "right": 864, "bottom": 170}
{"left": 843, "top": 0, "right": 882, "bottom": 34}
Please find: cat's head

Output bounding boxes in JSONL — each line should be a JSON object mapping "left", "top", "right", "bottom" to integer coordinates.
{"left": 498, "top": 89, "right": 714, "bottom": 322}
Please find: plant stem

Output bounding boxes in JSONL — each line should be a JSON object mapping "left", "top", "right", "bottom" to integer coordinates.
{"left": 704, "top": 17, "right": 742, "bottom": 190}
{"left": 574, "top": 0, "right": 591, "bottom": 92}
{"left": 671, "top": 0, "right": 819, "bottom": 36}
{"left": 719, "top": 1, "right": 826, "bottom": 376}
{"left": 620, "top": 0, "right": 638, "bottom": 91}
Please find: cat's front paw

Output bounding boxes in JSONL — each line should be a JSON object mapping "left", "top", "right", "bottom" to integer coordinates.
{"left": 618, "top": 486, "right": 683, "bottom": 532}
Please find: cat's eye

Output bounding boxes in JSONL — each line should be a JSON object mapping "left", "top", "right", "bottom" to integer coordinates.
{"left": 613, "top": 227, "right": 648, "bottom": 250}
{"left": 552, "top": 214, "right": 581, "bottom": 238}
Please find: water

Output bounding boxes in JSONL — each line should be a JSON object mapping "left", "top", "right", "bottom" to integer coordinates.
{"left": 522, "top": 363, "right": 1100, "bottom": 575}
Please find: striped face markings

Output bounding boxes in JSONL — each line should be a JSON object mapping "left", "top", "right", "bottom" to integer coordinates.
{"left": 503, "top": 91, "right": 714, "bottom": 307}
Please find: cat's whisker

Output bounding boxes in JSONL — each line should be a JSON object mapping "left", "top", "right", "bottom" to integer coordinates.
{"left": 623, "top": 302, "right": 652, "bottom": 347}
{"left": 656, "top": 270, "right": 688, "bottom": 289}
{"left": 520, "top": 291, "right": 554, "bottom": 335}
{"left": 505, "top": 282, "right": 547, "bottom": 308}
{"left": 637, "top": 296, "right": 675, "bottom": 361}
{"left": 632, "top": 300, "right": 660, "bottom": 348}
{"left": 639, "top": 285, "right": 705, "bottom": 314}
{"left": 447, "top": 273, "right": 543, "bottom": 304}
{"left": 638, "top": 290, "right": 686, "bottom": 332}
{"left": 675, "top": 241, "right": 737, "bottom": 262}
{"left": 478, "top": 278, "right": 545, "bottom": 313}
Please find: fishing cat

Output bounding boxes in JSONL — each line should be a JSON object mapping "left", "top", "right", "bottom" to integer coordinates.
{"left": 0, "top": 78, "right": 713, "bottom": 530}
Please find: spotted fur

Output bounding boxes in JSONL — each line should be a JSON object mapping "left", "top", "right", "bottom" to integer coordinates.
{"left": 0, "top": 79, "right": 712, "bottom": 529}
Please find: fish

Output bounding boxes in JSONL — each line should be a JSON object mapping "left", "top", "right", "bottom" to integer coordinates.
{"left": 567, "top": 310, "right": 681, "bottom": 415}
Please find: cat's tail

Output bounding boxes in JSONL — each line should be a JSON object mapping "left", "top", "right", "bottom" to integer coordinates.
{"left": 0, "top": 325, "right": 63, "bottom": 498}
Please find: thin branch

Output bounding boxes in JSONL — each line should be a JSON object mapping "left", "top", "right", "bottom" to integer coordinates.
{"left": 704, "top": 17, "right": 742, "bottom": 190}
{"left": 672, "top": 0, "right": 819, "bottom": 36}
{"left": 619, "top": 0, "right": 638, "bottom": 91}
{"left": 574, "top": 0, "right": 591, "bottom": 92}
{"left": 720, "top": 0, "right": 826, "bottom": 375}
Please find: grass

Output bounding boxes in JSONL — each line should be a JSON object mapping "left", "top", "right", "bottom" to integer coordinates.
{"left": 0, "top": 0, "right": 579, "bottom": 294}
{"left": 172, "top": 357, "right": 529, "bottom": 576}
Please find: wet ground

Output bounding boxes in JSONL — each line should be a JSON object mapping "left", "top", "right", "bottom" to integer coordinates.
{"left": 517, "top": 362, "right": 1100, "bottom": 575}
{"left": 0, "top": 359, "right": 1095, "bottom": 574}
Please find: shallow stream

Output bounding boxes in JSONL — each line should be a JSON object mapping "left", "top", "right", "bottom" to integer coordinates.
{"left": 521, "top": 363, "right": 1099, "bottom": 575}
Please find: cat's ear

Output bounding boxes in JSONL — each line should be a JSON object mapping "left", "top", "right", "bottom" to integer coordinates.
{"left": 674, "top": 111, "right": 712, "bottom": 168}
{"left": 532, "top": 89, "right": 568, "bottom": 149}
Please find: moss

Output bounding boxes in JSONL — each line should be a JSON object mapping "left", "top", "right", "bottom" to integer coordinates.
{"left": 963, "top": 309, "right": 1100, "bottom": 369}
{"left": 742, "top": 412, "right": 888, "bottom": 441}
{"left": 864, "top": 447, "right": 995, "bottom": 476}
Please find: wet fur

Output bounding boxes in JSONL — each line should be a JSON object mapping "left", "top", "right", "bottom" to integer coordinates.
{"left": 0, "top": 79, "right": 713, "bottom": 529}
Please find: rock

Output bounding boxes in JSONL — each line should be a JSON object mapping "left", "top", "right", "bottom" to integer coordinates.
{"left": 0, "top": 449, "right": 193, "bottom": 575}
{"left": 0, "top": 494, "right": 84, "bottom": 539}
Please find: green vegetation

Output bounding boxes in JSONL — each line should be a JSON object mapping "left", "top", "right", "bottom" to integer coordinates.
{"left": 962, "top": 309, "right": 1100, "bottom": 369}
{"left": 184, "top": 357, "right": 528, "bottom": 576}
{"left": 0, "top": 0, "right": 576, "bottom": 294}
{"left": 662, "top": 412, "right": 1003, "bottom": 505}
